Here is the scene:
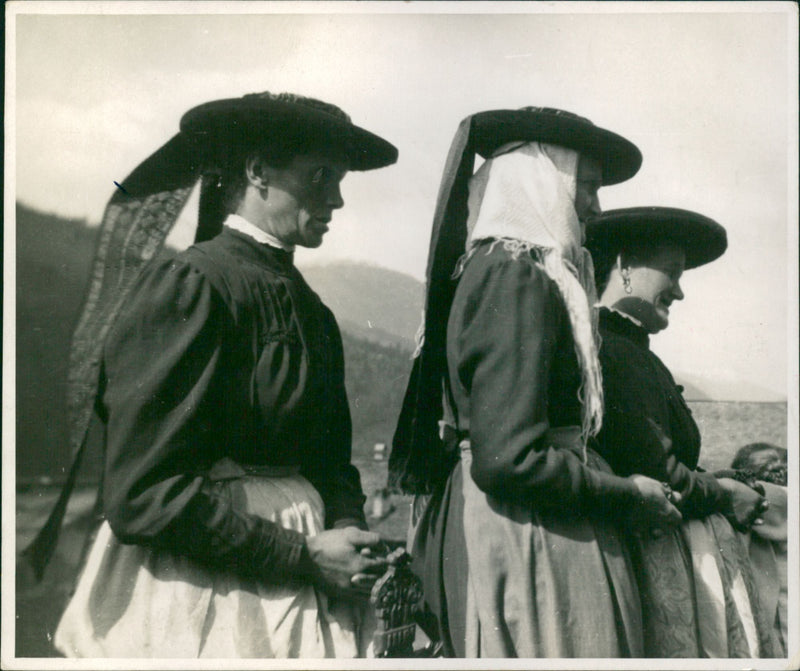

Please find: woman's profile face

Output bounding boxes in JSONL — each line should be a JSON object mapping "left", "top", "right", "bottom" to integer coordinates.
{"left": 575, "top": 156, "right": 603, "bottom": 234}
{"left": 259, "top": 152, "right": 348, "bottom": 249}
{"left": 620, "top": 244, "right": 686, "bottom": 333}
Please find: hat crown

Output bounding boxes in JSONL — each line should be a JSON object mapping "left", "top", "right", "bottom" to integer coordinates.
{"left": 242, "top": 91, "right": 352, "bottom": 124}
{"left": 518, "top": 106, "right": 594, "bottom": 126}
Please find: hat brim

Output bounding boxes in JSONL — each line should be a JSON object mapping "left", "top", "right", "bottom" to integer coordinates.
{"left": 180, "top": 96, "right": 398, "bottom": 171}
{"left": 585, "top": 206, "right": 728, "bottom": 269}
{"left": 470, "top": 109, "right": 642, "bottom": 186}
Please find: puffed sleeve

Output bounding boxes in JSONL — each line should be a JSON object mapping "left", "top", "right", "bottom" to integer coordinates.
{"left": 598, "top": 336, "right": 726, "bottom": 518}
{"left": 101, "top": 258, "right": 314, "bottom": 581}
{"left": 450, "top": 254, "right": 640, "bottom": 518}
{"left": 301, "top": 306, "right": 367, "bottom": 530}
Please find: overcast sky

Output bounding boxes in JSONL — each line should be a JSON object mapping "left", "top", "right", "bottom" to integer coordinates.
{"left": 7, "top": 1, "right": 798, "bottom": 401}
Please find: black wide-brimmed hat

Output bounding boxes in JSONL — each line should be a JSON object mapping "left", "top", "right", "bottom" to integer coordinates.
{"left": 470, "top": 107, "right": 642, "bottom": 185}
{"left": 585, "top": 206, "right": 728, "bottom": 270}
{"left": 180, "top": 91, "right": 398, "bottom": 171}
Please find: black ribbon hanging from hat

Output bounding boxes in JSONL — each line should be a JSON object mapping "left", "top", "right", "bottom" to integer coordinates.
{"left": 22, "top": 133, "right": 202, "bottom": 580}
{"left": 388, "top": 115, "right": 477, "bottom": 495}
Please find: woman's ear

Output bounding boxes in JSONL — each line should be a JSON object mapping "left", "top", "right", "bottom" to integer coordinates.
{"left": 616, "top": 252, "right": 628, "bottom": 275}
{"left": 245, "top": 155, "right": 270, "bottom": 190}
{"left": 617, "top": 252, "right": 634, "bottom": 295}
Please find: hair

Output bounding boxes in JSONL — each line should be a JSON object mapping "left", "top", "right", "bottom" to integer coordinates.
{"left": 206, "top": 133, "right": 333, "bottom": 216}
{"left": 592, "top": 240, "right": 675, "bottom": 295}
{"left": 731, "top": 442, "right": 787, "bottom": 470}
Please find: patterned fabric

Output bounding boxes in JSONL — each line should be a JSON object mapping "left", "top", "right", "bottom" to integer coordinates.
{"left": 66, "top": 187, "right": 194, "bottom": 453}
{"left": 243, "top": 91, "right": 352, "bottom": 123}
{"left": 23, "top": 174, "right": 196, "bottom": 578}
{"left": 632, "top": 528, "right": 699, "bottom": 657}
{"left": 632, "top": 515, "right": 778, "bottom": 658}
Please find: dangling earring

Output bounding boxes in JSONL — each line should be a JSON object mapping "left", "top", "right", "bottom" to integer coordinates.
{"left": 622, "top": 270, "right": 632, "bottom": 294}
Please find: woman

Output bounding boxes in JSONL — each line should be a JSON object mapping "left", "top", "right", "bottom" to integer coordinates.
{"left": 585, "top": 206, "right": 779, "bottom": 657}
{"left": 389, "top": 107, "right": 682, "bottom": 657}
{"left": 51, "top": 92, "right": 398, "bottom": 658}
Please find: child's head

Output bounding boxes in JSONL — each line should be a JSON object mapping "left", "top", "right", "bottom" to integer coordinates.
{"left": 731, "top": 443, "right": 787, "bottom": 486}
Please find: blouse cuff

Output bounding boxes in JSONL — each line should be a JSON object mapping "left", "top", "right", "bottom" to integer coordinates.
{"left": 331, "top": 516, "right": 369, "bottom": 531}
{"left": 585, "top": 469, "right": 641, "bottom": 519}
{"left": 250, "top": 522, "right": 309, "bottom": 579}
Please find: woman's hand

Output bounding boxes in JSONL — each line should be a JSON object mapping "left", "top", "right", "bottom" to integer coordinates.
{"left": 304, "top": 527, "right": 389, "bottom": 598}
{"left": 716, "top": 477, "right": 769, "bottom": 531}
{"left": 625, "top": 474, "right": 683, "bottom": 535}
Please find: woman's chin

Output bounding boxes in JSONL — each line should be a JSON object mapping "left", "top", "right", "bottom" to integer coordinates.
{"left": 650, "top": 307, "right": 670, "bottom": 332}
{"left": 612, "top": 297, "right": 670, "bottom": 333}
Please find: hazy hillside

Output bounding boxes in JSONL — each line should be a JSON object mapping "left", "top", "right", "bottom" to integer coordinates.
{"left": 15, "top": 204, "right": 99, "bottom": 480}
{"left": 299, "top": 261, "right": 424, "bottom": 349}
{"left": 674, "top": 371, "right": 785, "bottom": 403}
{"left": 691, "top": 401, "right": 789, "bottom": 471}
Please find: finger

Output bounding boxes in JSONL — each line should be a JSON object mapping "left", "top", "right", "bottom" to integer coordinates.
{"left": 350, "top": 573, "right": 378, "bottom": 592}
{"left": 347, "top": 529, "right": 382, "bottom": 547}
{"left": 670, "top": 490, "right": 682, "bottom": 505}
{"left": 752, "top": 518, "right": 764, "bottom": 526}
{"left": 664, "top": 503, "right": 683, "bottom": 525}
{"left": 361, "top": 541, "right": 391, "bottom": 557}
{"left": 350, "top": 572, "right": 377, "bottom": 586}
{"left": 358, "top": 558, "right": 390, "bottom": 575}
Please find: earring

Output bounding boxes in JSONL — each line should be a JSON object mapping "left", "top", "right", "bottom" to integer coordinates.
{"left": 622, "top": 271, "right": 632, "bottom": 294}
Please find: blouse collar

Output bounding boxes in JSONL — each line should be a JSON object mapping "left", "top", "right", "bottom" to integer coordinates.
{"left": 598, "top": 306, "right": 651, "bottom": 349}
{"left": 223, "top": 214, "right": 296, "bottom": 252}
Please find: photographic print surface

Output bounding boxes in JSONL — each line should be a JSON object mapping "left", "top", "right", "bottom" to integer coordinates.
{"left": 4, "top": 1, "right": 798, "bottom": 669}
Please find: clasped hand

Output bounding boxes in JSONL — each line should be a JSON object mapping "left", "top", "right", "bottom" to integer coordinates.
{"left": 626, "top": 474, "right": 683, "bottom": 538}
{"left": 716, "top": 477, "right": 769, "bottom": 531}
{"left": 305, "top": 527, "right": 389, "bottom": 599}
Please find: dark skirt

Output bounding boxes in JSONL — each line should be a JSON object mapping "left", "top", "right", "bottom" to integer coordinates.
{"left": 412, "top": 438, "right": 643, "bottom": 658}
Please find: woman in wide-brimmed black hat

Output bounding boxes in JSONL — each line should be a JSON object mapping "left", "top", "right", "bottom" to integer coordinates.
{"left": 586, "top": 206, "right": 781, "bottom": 657}
{"left": 389, "top": 109, "right": 683, "bottom": 657}
{"left": 48, "top": 91, "right": 397, "bottom": 658}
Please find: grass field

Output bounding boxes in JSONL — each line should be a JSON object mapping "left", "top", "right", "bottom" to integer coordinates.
{"left": 13, "top": 400, "right": 789, "bottom": 657}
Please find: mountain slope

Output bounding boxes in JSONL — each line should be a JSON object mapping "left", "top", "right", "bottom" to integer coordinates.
{"left": 299, "top": 261, "right": 423, "bottom": 350}
{"left": 16, "top": 204, "right": 99, "bottom": 479}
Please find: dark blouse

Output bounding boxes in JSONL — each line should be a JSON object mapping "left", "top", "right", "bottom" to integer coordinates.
{"left": 99, "top": 227, "right": 366, "bottom": 580}
{"left": 594, "top": 307, "right": 725, "bottom": 517}
{"left": 445, "top": 242, "right": 640, "bottom": 517}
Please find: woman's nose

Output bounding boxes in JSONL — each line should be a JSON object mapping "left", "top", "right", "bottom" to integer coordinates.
{"left": 327, "top": 184, "right": 345, "bottom": 210}
{"left": 588, "top": 193, "right": 601, "bottom": 217}
{"left": 672, "top": 280, "right": 684, "bottom": 301}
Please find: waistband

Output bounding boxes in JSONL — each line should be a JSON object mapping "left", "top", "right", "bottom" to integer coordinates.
{"left": 206, "top": 457, "right": 301, "bottom": 481}
{"left": 458, "top": 426, "right": 584, "bottom": 458}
